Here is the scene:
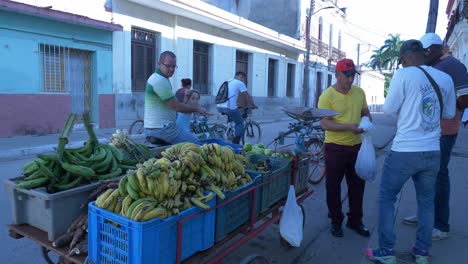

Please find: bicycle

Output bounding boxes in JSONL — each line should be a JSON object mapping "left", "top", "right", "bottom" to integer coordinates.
{"left": 128, "top": 115, "right": 226, "bottom": 140}
{"left": 216, "top": 107, "right": 262, "bottom": 145}
{"left": 267, "top": 107, "right": 337, "bottom": 184}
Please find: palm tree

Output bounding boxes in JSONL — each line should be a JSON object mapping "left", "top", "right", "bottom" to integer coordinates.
{"left": 365, "top": 34, "right": 404, "bottom": 97}
{"left": 366, "top": 34, "right": 403, "bottom": 74}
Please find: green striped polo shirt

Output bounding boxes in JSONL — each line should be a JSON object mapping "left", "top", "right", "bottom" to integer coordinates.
{"left": 144, "top": 69, "right": 177, "bottom": 128}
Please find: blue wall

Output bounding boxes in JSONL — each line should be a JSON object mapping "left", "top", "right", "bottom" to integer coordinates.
{"left": 0, "top": 10, "right": 114, "bottom": 122}
{"left": 0, "top": 10, "right": 114, "bottom": 93}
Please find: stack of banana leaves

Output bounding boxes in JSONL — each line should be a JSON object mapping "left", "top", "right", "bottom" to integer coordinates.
{"left": 15, "top": 113, "right": 137, "bottom": 193}
{"left": 110, "top": 129, "right": 156, "bottom": 163}
{"left": 94, "top": 142, "right": 254, "bottom": 222}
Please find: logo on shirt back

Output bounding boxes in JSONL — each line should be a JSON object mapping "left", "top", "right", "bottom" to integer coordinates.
{"left": 419, "top": 84, "right": 439, "bottom": 132}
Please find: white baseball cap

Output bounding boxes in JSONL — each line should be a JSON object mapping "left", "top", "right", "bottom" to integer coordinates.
{"left": 419, "top": 33, "right": 443, "bottom": 48}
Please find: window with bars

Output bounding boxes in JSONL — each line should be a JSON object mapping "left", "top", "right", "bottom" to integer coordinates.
{"left": 41, "top": 44, "right": 69, "bottom": 92}
{"left": 268, "top": 58, "right": 278, "bottom": 97}
{"left": 40, "top": 44, "right": 92, "bottom": 114}
{"left": 236, "top": 50, "right": 249, "bottom": 78}
{"left": 193, "top": 41, "right": 211, "bottom": 95}
{"left": 131, "top": 27, "right": 158, "bottom": 92}
{"left": 286, "top": 63, "right": 295, "bottom": 97}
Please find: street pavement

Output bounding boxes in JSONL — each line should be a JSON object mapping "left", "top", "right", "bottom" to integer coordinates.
{"left": 0, "top": 113, "right": 467, "bottom": 263}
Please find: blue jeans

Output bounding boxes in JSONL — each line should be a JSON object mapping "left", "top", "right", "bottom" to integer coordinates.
{"left": 219, "top": 108, "right": 244, "bottom": 138}
{"left": 378, "top": 151, "right": 440, "bottom": 251}
{"left": 144, "top": 122, "right": 197, "bottom": 144}
{"left": 435, "top": 134, "right": 457, "bottom": 232}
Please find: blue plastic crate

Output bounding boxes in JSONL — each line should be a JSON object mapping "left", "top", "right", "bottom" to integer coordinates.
{"left": 215, "top": 172, "right": 261, "bottom": 242}
{"left": 195, "top": 138, "right": 243, "bottom": 154}
{"left": 88, "top": 197, "right": 215, "bottom": 264}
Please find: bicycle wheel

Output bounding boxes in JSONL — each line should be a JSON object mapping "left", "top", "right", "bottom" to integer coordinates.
{"left": 305, "top": 138, "right": 324, "bottom": 162}
{"left": 129, "top": 120, "right": 144, "bottom": 135}
{"left": 208, "top": 124, "right": 227, "bottom": 139}
{"left": 242, "top": 121, "right": 261, "bottom": 145}
{"left": 306, "top": 138, "right": 326, "bottom": 184}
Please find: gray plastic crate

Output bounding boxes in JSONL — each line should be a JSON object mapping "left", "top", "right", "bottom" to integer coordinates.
{"left": 3, "top": 177, "right": 100, "bottom": 241}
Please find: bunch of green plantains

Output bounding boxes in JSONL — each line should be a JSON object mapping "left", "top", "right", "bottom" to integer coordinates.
{"left": 16, "top": 113, "right": 137, "bottom": 193}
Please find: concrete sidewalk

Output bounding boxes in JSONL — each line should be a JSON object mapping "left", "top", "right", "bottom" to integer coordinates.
{"left": 0, "top": 116, "right": 298, "bottom": 161}
{"left": 220, "top": 123, "right": 468, "bottom": 264}
{"left": 0, "top": 113, "right": 397, "bottom": 162}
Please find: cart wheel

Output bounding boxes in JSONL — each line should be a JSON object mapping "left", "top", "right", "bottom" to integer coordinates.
{"left": 40, "top": 246, "right": 55, "bottom": 264}
{"left": 239, "top": 255, "right": 269, "bottom": 264}
{"left": 279, "top": 204, "right": 306, "bottom": 249}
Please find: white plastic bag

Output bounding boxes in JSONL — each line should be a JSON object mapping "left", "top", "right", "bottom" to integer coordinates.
{"left": 355, "top": 117, "right": 376, "bottom": 182}
{"left": 279, "top": 186, "right": 303, "bottom": 247}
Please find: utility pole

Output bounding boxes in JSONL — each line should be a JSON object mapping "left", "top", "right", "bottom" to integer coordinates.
{"left": 302, "top": 0, "right": 315, "bottom": 107}
{"left": 426, "top": 0, "right": 439, "bottom": 33}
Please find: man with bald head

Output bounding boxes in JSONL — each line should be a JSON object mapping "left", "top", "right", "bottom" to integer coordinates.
{"left": 144, "top": 51, "right": 209, "bottom": 144}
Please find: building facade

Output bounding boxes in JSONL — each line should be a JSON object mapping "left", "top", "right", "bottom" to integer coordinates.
{"left": 0, "top": 0, "right": 121, "bottom": 137}
{"left": 445, "top": 0, "right": 468, "bottom": 66}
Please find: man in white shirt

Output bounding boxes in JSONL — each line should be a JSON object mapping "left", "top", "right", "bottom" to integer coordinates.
{"left": 217, "top": 72, "right": 255, "bottom": 144}
{"left": 366, "top": 40, "right": 455, "bottom": 264}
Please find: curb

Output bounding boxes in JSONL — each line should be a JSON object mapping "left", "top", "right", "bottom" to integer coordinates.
{"left": 0, "top": 134, "right": 146, "bottom": 161}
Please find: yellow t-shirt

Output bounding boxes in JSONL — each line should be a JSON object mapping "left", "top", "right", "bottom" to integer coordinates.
{"left": 318, "top": 85, "right": 368, "bottom": 146}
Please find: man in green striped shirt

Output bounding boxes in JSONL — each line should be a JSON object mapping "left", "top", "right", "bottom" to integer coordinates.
{"left": 144, "top": 51, "right": 209, "bottom": 144}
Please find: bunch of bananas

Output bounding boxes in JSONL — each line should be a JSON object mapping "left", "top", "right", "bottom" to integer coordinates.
{"left": 17, "top": 142, "right": 133, "bottom": 192}
{"left": 199, "top": 143, "right": 252, "bottom": 192}
{"left": 95, "top": 142, "right": 253, "bottom": 222}
{"left": 95, "top": 155, "right": 214, "bottom": 221}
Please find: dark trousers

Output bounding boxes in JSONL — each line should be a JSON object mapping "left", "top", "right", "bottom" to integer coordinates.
{"left": 324, "top": 143, "right": 365, "bottom": 226}
{"left": 435, "top": 134, "right": 457, "bottom": 232}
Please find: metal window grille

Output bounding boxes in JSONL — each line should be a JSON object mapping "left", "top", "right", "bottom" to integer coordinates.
{"left": 41, "top": 44, "right": 69, "bottom": 93}
{"left": 40, "top": 44, "right": 92, "bottom": 115}
{"left": 268, "top": 58, "right": 277, "bottom": 97}
{"left": 131, "top": 27, "right": 158, "bottom": 92}
{"left": 193, "top": 40, "right": 211, "bottom": 95}
{"left": 286, "top": 63, "right": 295, "bottom": 97}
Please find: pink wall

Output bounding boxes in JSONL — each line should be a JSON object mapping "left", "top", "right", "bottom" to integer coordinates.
{"left": 99, "top": 94, "right": 115, "bottom": 128}
{"left": 0, "top": 94, "right": 70, "bottom": 137}
{"left": 0, "top": 94, "right": 116, "bottom": 137}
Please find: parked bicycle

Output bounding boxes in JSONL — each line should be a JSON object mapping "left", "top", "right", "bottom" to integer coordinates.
{"left": 216, "top": 107, "right": 261, "bottom": 145}
{"left": 128, "top": 115, "right": 225, "bottom": 140}
{"left": 267, "top": 107, "right": 337, "bottom": 184}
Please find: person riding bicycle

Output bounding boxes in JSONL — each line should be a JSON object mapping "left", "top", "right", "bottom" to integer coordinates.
{"left": 217, "top": 71, "right": 256, "bottom": 144}
{"left": 144, "top": 51, "right": 210, "bottom": 145}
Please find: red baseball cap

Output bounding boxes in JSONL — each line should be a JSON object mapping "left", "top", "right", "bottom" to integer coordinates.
{"left": 336, "top": 58, "right": 360, "bottom": 76}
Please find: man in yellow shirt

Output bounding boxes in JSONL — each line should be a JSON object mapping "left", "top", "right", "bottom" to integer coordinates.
{"left": 318, "top": 58, "right": 372, "bottom": 238}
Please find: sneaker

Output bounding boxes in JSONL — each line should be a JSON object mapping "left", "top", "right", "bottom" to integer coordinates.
{"left": 365, "top": 248, "right": 396, "bottom": 264}
{"left": 410, "top": 245, "right": 429, "bottom": 264}
{"left": 432, "top": 228, "right": 449, "bottom": 241}
{"left": 402, "top": 215, "right": 418, "bottom": 225}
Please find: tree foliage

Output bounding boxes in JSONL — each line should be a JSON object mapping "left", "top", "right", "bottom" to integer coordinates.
{"left": 366, "top": 34, "right": 404, "bottom": 97}
{"left": 366, "top": 34, "right": 403, "bottom": 74}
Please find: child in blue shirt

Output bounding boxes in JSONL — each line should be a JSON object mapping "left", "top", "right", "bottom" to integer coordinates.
{"left": 176, "top": 89, "right": 201, "bottom": 132}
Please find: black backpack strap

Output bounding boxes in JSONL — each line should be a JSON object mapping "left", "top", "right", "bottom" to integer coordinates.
{"left": 416, "top": 66, "right": 443, "bottom": 118}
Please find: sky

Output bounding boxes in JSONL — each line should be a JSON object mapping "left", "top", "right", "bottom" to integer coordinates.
{"left": 340, "top": 0, "right": 449, "bottom": 64}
